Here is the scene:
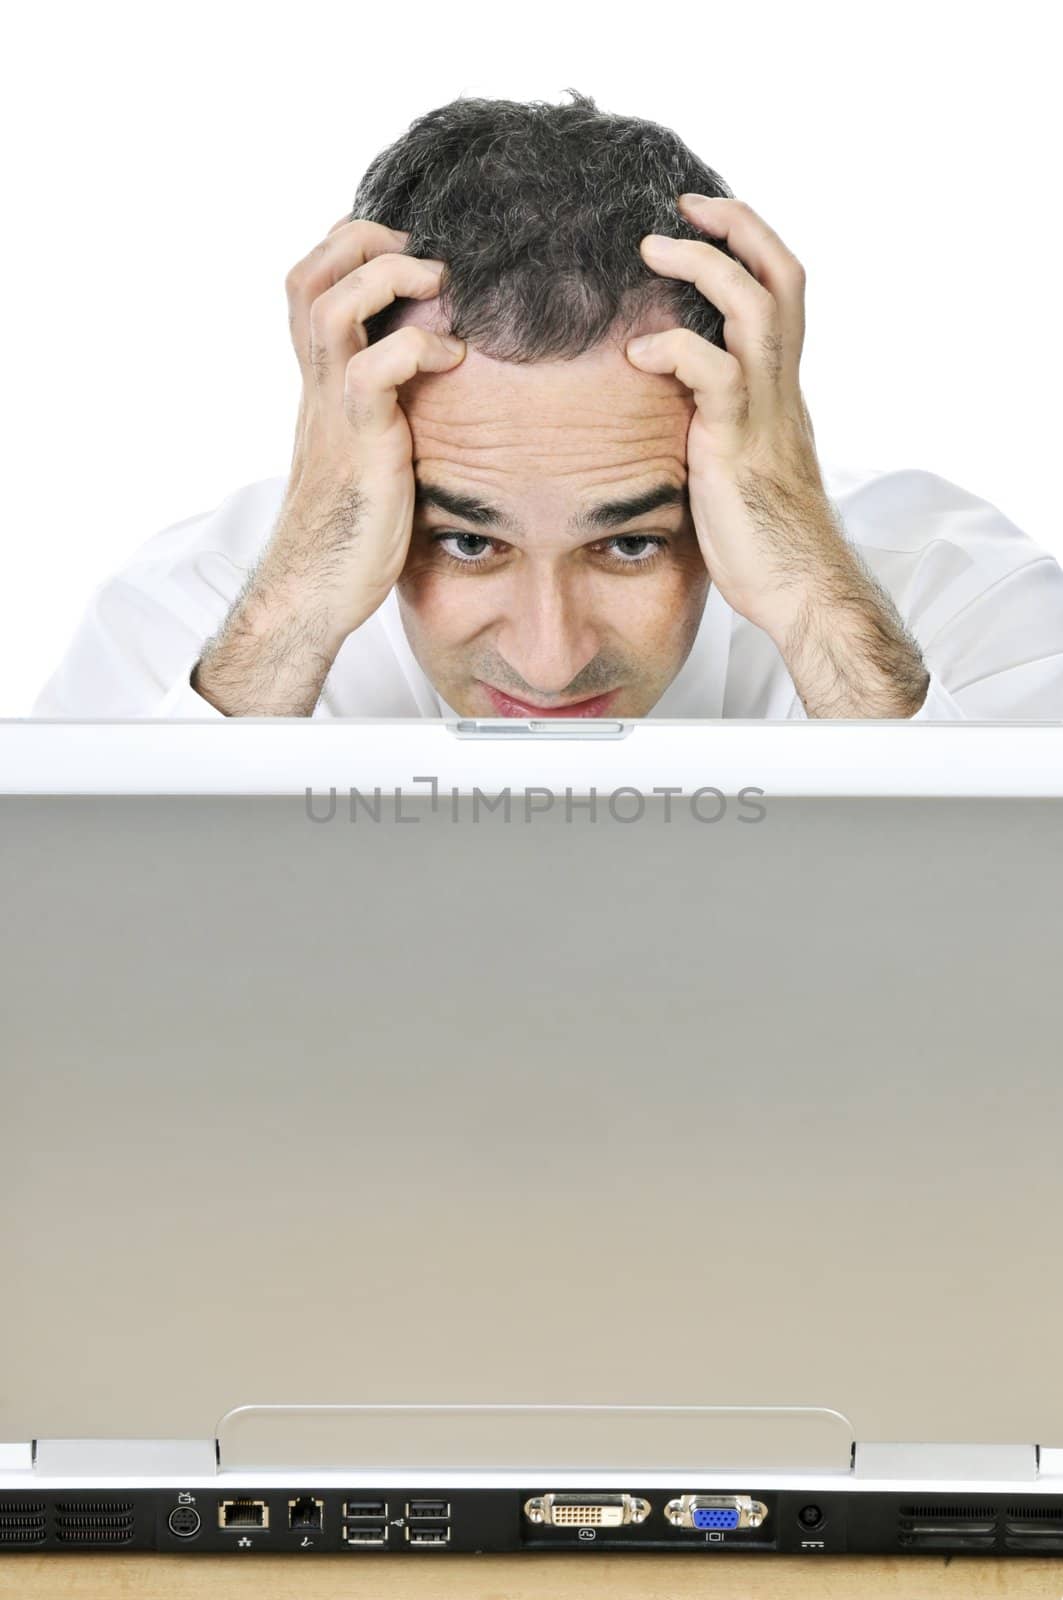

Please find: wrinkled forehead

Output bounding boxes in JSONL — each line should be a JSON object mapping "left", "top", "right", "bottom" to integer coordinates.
{"left": 390, "top": 294, "right": 695, "bottom": 468}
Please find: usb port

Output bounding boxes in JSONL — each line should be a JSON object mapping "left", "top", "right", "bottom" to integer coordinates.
{"left": 407, "top": 1499, "right": 451, "bottom": 1519}
{"left": 407, "top": 1525, "right": 450, "bottom": 1546}
{"left": 344, "top": 1524, "right": 387, "bottom": 1545}
{"left": 344, "top": 1499, "right": 387, "bottom": 1518}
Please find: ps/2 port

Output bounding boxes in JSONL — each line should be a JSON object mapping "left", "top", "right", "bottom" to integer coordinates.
{"left": 167, "top": 1505, "right": 201, "bottom": 1538}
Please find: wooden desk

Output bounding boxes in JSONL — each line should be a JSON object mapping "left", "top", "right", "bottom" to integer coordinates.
{"left": 5, "top": 1553, "right": 1063, "bottom": 1598}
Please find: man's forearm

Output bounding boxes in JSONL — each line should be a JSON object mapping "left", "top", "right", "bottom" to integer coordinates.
{"left": 193, "top": 564, "right": 351, "bottom": 717}
{"left": 761, "top": 555, "right": 931, "bottom": 719}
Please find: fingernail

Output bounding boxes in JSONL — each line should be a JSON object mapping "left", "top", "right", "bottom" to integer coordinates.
{"left": 643, "top": 234, "right": 679, "bottom": 252}
{"left": 443, "top": 335, "right": 465, "bottom": 353}
{"left": 678, "top": 192, "right": 713, "bottom": 205}
{"left": 627, "top": 336, "right": 652, "bottom": 356}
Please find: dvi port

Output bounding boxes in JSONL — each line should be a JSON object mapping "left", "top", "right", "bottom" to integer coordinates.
{"left": 524, "top": 1493, "right": 651, "bottom": 1528}
{"left": 665, "top": 1494, "right": 768, "bottom": 1531}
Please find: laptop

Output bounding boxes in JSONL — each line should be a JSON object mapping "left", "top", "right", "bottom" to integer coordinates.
{"left": 3, "top": 715, "right": 1063, "bottom": 1560}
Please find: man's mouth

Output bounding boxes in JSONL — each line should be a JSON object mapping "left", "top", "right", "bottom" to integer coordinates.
{"left": 479, "top": 682, "right": 620, "bottom": 718}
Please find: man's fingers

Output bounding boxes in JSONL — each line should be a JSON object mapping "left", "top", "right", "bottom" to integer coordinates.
{"left": 285, "top": 218, "right": 410, "bottom": 364}
{"left": 329, "top": 213, "right": 410, "bottom": 241}
{"left": 674, "top": 195, "right": 806, "bottom": 371}
{"left": 626, "top": 328, "right": 750, "bottom": 429}
{"left": 307, "top": 253, "right": 448, "bottom": 402}
{"left": 639, "top": 233, "right": 782, "bottom": 392}
{"left": 343, "top": 325, "right": 465, "bottom": 438}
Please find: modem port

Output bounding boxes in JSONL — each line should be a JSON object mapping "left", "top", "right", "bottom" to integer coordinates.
{"left": 288, "top": 1496, "right": 323, "bottom": 1529}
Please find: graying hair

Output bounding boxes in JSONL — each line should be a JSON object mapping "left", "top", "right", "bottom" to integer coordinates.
{"left": 349, "top": 88, "right": 737, "bottom": 364}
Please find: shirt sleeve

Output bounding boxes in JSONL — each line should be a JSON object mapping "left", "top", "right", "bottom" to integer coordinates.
{"left": 786, "top": 473, "right": 1063, "bottom": 721}
{"left": 148, "top": 657, "right": 226, "bottom": 719}
{"left": 906, "top": 549, "right": 1063, "bottom": 720}
{"left": 30, "top": 577, "right": 227, "bottom": 719}
{"left": 865, "top": 473, "right": 1063, "bottom": 720}
{"left": 905, "top": 671, "right": 968, "bottom": 721}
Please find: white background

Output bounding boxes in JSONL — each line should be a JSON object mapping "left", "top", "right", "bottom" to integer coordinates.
{"left": 2, "top": 0, "right": 1058, "bottom": 713}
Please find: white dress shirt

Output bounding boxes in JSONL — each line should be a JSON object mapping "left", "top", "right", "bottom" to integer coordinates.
{"left": 31, "top": 462, "right": 1063, "bottom": 720}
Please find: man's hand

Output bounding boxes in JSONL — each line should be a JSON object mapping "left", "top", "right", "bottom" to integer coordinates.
{"left": 193, "top": 217, "right": 466, "bottom": 717}
{"left": 626, "top": 196, "right": 930, "bottom": 718}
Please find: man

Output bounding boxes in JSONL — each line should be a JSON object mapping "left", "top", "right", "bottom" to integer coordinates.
{"left": 32, "top": 91, "right": 1063, "bottom": 720}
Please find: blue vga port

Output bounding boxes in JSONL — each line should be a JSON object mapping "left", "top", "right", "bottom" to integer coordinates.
{"left": 694, "top": 1505, "right": 740, "bottom": 1529}
{"left": 665, "top": 1495, "right": 768, "bottom": 1532}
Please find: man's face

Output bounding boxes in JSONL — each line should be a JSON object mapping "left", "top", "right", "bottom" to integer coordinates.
{"left": 391, "top": 296, "right": 708, "bottom": 717}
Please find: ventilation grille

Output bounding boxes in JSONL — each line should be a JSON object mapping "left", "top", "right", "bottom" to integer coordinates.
{"left": 897, "top": 1503, "right": 997, "bottom": 1551}
{"left": 0, "top": 1502, "right": 46, "bottom": 1546}
{"left": 1004, "top": 1503, "right": 1063, "bottom": 1549}
{"left": 1005, "top": 1504, "right": 1063, "bottom": 1521}
{"left": 899, "top": 1503, "right": 996, "bottom": 1520}
{"left": 54, "top": 1500, "right": 135, "bottom": 1545}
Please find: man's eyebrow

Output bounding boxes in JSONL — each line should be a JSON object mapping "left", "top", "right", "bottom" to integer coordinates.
{"left": 574, "top": 482, "right": 689, "bottom": 530}
{"left": 414, "top": 479, "right": 688, "bottom": 532}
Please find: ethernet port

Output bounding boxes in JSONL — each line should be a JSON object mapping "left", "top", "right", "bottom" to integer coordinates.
{"left": 219, "top": 1499, "right": 270, "bottom": 1529}
{"left": 288, "top": 1496, "right": 324, "bottom": 1530}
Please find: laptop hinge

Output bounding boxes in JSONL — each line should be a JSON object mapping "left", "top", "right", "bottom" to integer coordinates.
{"left": 853, "top": 1442, "right": 1038, "bottom": 1481}
{"left": 32, "top": 1439, "right": 216, "bottom": 1477}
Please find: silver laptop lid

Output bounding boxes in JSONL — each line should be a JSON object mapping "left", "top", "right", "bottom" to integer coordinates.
{"left": 2, "top": 722, "right": 1062, "bottom": 1457}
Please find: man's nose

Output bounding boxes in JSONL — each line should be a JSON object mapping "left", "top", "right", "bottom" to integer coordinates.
{"left": 495, "top": 572, "right": 601, "bottom": 699}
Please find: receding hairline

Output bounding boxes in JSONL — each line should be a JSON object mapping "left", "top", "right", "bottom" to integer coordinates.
{"left": 351, "top": 89, "right": 734, "bottom": 364}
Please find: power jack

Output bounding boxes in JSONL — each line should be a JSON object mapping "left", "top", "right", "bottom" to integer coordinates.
{"left": 798, "top": 1504, "right": 825, "bottom": 1530}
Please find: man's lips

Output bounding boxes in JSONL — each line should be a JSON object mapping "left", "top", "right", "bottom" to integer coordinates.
{"left": 479, "top": 682, "right": 620, "bottom": 718}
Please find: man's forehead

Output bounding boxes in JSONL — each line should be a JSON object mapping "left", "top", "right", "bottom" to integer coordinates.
{"left": 391, "top": 296, "right": 695, "bottom": 519}
{"left": 391, "top": 295, "right": 694, "bottom": 424}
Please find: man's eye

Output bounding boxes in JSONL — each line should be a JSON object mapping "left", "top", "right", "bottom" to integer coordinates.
{"left": 604, "top": 535, "right": 666, "bottom": 564}
{"left": 431, "top": 532, "right": 668, "bottom": 568}
{"left": 433, "top": 533, "right": 497, "bottom": 565}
